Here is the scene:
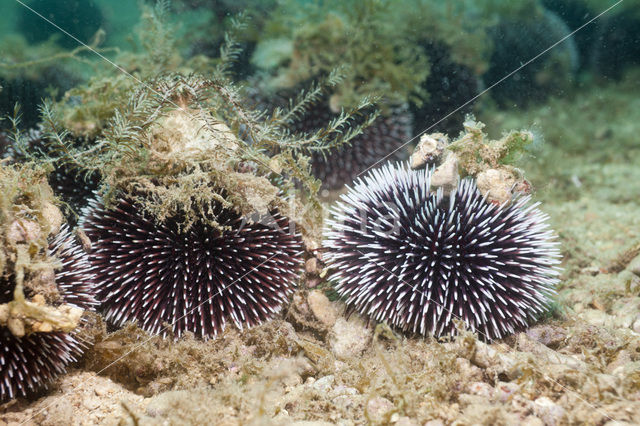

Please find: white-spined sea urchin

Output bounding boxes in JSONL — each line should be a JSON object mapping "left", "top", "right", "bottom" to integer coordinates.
{"left": 324, "top": 162, "right": 560, "bottom": 340}
{"left": 81, "top": 196, "right": 304, "bottom": 338}
{"left": 0, "top": 226, "right": 96, "bottom": 401}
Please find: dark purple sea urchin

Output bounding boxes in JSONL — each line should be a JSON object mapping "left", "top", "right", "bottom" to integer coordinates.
{"left": 1, "top": 226, "right": 96, "bottom": 401}
{"left": 324, "top": 163, "right": 560, "bottom": 340}
{"left": 81, "top": 196, "right": 304, "bottom": 338}
{"left": 294, "top": 102, "right": 412, "bottom": 190}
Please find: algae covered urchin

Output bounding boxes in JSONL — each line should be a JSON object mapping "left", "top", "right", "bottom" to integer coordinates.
{"left": 0, "top": 163, "right": 96, "bottom": 401}
{"left": 323, "top": 162, "right": 561, "bottom": 340}
{"left": 0, "top": 225, "right": 96, "bottom": 401}
{"left": 39, "top": 68, "right": 369, "bottom": 338}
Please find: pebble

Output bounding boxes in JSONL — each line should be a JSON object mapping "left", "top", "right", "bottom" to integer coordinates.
{"left": 366, "top": 397, "right": 395, "bottom": 424}
{"left": 467, "top": 382, "right": 493, "bottom": 398}
{"left": 494, "top": 382, "right": 519, "bottom": 403}
{"left": 580, "top": 308, "right": 613, "bottom": 327}
{"left": 526, "top": 325, "right": 566, "bottom": 348}
{"left": 308, "top": 291, "right": 338, "bottom": 327}
{"left": 329, "top": 317, "right": 372, "bottom": 360}
{"left": 329, "top": 385, "right": 359, "bottom": 399}
{"left": 394, "top": 416, "right": 418, "bottom": 426}
{"left": 532, "top": 396, "right": 566, "bottom": 426}
{"left": 455, "top": 358, "right": 483, "bottom": 382}
{"left": 312, "top": 375, "right": 335, "bottom": 394}
{"left": 521, "top": 415, "right": 544, "bottom": 426}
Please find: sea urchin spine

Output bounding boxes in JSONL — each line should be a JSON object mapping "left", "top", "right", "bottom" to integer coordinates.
{"left": 81, "top": 197, "right": 304, "bottom": 338}
{"left": 324, "top": 162, "right": 560, "bottom": 340}
{"left": 1, "top": 226, "right": 96, "bottom": 401}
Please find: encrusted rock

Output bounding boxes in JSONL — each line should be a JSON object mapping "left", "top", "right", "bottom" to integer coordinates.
{"left": 532, "top": 396, "right": 566, "bottom": 426}
{"left": 329, "top": 317, "right": 372, "bottom": 360}
{"left": 526, "top": 325, "right": 567, "bottom": 348}
{"left": 395, "top": 416, "right": 419, "bottom": 426}
{"left": 455, "top": 358, "right": 483, "bottom": 382}
{"left": 494, "top": 381, "right": 519, "bottom": 403}
{"left": 311, "top": 375, "right": 334, "bottom": 394}
{"left": 475, "top": 168, "right": 520, "bottom": 205}
{"left": 366, "top": 396, "right": 395, "bottom": 424}
{"left": 410, "top": 133, "right": 448, "bottom": 169}
{"left": 6, "top": 219, "right": 42, "bottom": 244}
{"left": 521, "top": 416, "right": 545, "bottom": 426}
{"left": 467, "top": 382, "right": 493, "bottom": 398}
{"left": 307, "top": 290, "right": 338, "bottom": 327}
{"left": 430, "top": 153, "right": 459, "bottom": 196}
{"left": 41, "top": 201, "right": 64, "bottom": 235}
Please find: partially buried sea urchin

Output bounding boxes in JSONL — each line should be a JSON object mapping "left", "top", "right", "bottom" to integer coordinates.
{"left": 81, "top": 196, "right": 304, "bottom": 338}
{"left": 1, "top": 226, "right": 96, "bottom": 401}
{"left": 324, "top": 162, "right": 560, "bottom": 340}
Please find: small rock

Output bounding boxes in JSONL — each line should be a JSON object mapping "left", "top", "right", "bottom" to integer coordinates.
{"left": 493, "top": 382, "right": 519, "bottom": 403}
{"left": 580, "top": 308, "right": 613, "bottom": 327}
{"left": 305, "top": 258, "right": 319, "bottom": 274}
{"left": 423, "top": 420, "right": 445, "bottom": 426}
{"left": 467, "top": 382, "right": 493, "bottom": 398}
{"left": 430, "top": 153, "right": 459, "bottom": 196}
{"left": 366, "top": 397, "right": 395, "bottom": 424}
{"left": 607, "top": 350, "right": 632, "bottom": 374}
{"left": 532, "top": 396, "right": 566, "bottom": 426}
{"left": 595, "top": 373, "right": 619, "bottom": 395}
{"left": 456, "top": 358, "right": 483, "bottom": 382}
{"left": 332, "top": 394, "right": 359, "bottom": 411}
{"left": 410, "top": 133, "right": 448, "bottom": 169}
{"left": 395, "top": 416, "right": 418, "bottom": 426}
{"left": 312, "top": 375, "right": 334, "bottom": 394}
{"left": 82, "top": 397, "right": 100, "bottom": 411}
{"left": 526, "top": 325, "right": 566, "bottom": 348}
{"left": 476, "top": 168, "right": 520, "bottom": 205}
{"left": 308, "top": 290, "right": 338, "bottom": 327}
{"left": 329, "top": 385, "right": 359, "bottom": 399}
{"left": 6, "top": 219, "right": 42, "bottom": 244}
{"left": 612, "top": 299, "right": 640, "bottom": 329}
{"left": 329, "top": 317, "right": 372, "bottom": 360}
{"left": 41, "top": 201, "right": 63, "bottom": 235}
{"left": 521, "top": 415, "right": 544, "bottom": 426}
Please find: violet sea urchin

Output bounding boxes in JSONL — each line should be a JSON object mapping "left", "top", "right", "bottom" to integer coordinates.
{"left": 1, "top": 226, "right": 96, "bottom": 401}
{"left": 81, "top": 196, "right": 304, "bottom": 338}
{"left": 324, "top": 163, "right": 560, "bottom": 340}
{"left": 293, "top": 101, "right": 412, "bottom": 190}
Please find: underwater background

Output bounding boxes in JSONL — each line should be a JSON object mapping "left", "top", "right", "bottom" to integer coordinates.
{"left": 1, "top": 0, "right": 640, "bottom": 424}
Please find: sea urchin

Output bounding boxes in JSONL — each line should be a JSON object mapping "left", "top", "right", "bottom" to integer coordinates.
{"left": 81, "top": 196, "right": 304, "bottom": 338}
{"left": 1, "top": 226, "right": 96, "bottom": 401}
{"left": 324, "top": 162, "right": 560, "bottom": 340}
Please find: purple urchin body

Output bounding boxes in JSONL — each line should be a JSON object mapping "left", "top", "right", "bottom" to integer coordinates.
{"left": 293, "top": 101, "right": 412, "bottom": 190}
{"left": 81, "top": 197, "right": 304, "bottom": 338}
{"left": 323, "top": 162, "right": 560, "bottom": 340}
{"left": 1, "top": 226, "right": 96, "bottom": 401}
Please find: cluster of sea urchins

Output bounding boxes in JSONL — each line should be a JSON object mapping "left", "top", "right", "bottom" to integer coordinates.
{"left": 80, "top": 195, "right": 303, "bottom": 338}
{"left": 323, "top": 162, "right": 560, "bottom": 340}
{"left": 0, "top": 226, "right": 96, "bottom": 401}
